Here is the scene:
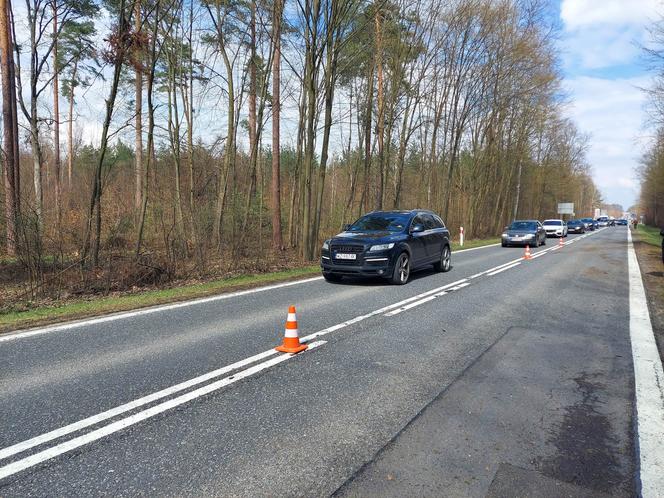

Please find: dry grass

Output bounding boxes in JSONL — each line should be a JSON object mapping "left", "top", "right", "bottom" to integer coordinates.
{"left": 632, "top": 226, "right": 664, "bottom": 359}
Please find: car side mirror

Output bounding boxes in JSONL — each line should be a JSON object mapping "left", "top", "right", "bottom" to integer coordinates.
{"left": 410, "top": 224, "right": 424, "bottom": 234}
{"left": 504, "top": 226, "right": 508, "bottom": 231}
{"left": 343, "top": 224, "right": 351, "bottom": 231}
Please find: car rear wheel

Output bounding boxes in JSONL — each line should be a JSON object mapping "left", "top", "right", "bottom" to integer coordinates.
{"left": 391, "top": 252, "right": 410, "bottom": 285}
{"left": 434, "top": 245, "right": 451, "bottom": 272}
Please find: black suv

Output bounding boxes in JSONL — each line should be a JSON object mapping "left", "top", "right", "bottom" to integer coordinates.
{"left": 321, "top": 210, "right": 452, "bottom": 285}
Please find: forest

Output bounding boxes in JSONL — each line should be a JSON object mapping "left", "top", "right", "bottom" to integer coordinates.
{"left": 0, "top": 0, "right": 602, "bottom": 306}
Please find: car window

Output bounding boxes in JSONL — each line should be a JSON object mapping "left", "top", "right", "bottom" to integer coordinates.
{"left": 509, "top": 221, "right": 537, "bottom": 230}
{"left": 433, "top": 215, "right": 446, "bottom": 228}
{"left": 349, "top": 213, "right": 411, "bottom": 232}
{"left": 422, "top": 214, "right": 437, "bottom": 230}
{"left": 412, "top": 215, "right": 425, "bottom": 228}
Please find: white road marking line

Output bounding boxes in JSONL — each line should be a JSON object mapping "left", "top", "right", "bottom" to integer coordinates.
{"left": 453, "top": 243, "right": 500, "bottom": 253}
{"left": 0, "top": 227, "right": 610, "bottom": 470}
{"left": 302, "top": 278, "right": 469, "bottom": 339}
{"left": 384, "top": 282, "right": 471, "bottom": 317}
{"left": 0, "top": 278, "right": 467, "bottom": 464}
{"left": 627, "top": 229, "right": 664, "bottom": 498}
{"left": 0, "top": 341, "right": 327, "bottom": 481}
{"left": 0, "top": 277, "right": 324, "bottom": 343}
{"left": 469, "top": 257, "right": 523, "bottom": 279}
{"left": 4, "top": 232, "right": 603, "bottom": 344}
{"left": 0, "top": 241, "right": 508, "bottom": 344}
{"left": 487, "top": 262, "right": 521, "bottom": 275}
{"left": 0, "top": 348, "right": 281, "bottom": 462}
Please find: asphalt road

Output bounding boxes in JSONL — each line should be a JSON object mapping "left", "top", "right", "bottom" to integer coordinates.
{"left": 0, "top": 227, "right": 640, "bottom": 496}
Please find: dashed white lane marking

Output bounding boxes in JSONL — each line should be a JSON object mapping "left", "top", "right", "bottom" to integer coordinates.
{"left": 0, "top": 227, "right": 610, "bottom": 480}
{"left": 0, "top": 341, "right": 327, "bottom": 481}
{"left": 487, "top": 262, "right": 521, "bottom": 275}
{"left": 0, "top": 278, "right": 470, "bottom": 468}
{"left": 627, "top": 229, "right": 664, "bottom": 498}
{"left": 0, "top": 242, "right": 507, "bottom": 344}
{"left": 384, "top": 282, "right": 471, "bottom": 316}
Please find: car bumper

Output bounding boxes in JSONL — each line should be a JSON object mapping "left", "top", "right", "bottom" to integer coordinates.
{"left": 544, "top": 230, "right": 563, "bottom": 237}
{"left": 568, "top": 227, "right": 583, "bottom": 233}
{"left": 321, "top": 255, "right": 395, "bottom": 277}
{"left": 502, "top": 237, "right": 536, "bottom": 246}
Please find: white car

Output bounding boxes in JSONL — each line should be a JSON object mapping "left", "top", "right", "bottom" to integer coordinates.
{"left": 542, "top": 219, "right": 568, "bottom": 237}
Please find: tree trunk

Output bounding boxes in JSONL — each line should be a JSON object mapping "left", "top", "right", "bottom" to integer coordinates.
{"left": 52, "top": 0, "right": 62, "bottom": 227}
{"left": 134, "top": 0, "right": 143, "bottom": 212}
{"left": 83, "top": 0, "right": 130, "bottom": 267}
{"left": 271, "top": 0, "right": 283, "bottom": 250}
{"left": 0, "top": 0, "right": 18, "bottom": 255}
{"left": 67, "top": 60, "right": 78, "bottom": 188}
{"left": 360, "top": 61, "right": 374, "bottom": 214}
{"left": 374, "top": 8, "right": 384, "bottom": 210}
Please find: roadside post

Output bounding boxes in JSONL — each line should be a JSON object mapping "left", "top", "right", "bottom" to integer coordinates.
{"left": 460, "top": 226, "right": 464, "bottom": 247}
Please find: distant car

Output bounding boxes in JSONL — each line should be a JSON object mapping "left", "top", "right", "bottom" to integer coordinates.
{"left": 320, "top": 210, "right": 451, "bottom": 285}
{"left": 580, "top": 218, "right": 595, "bottom": 230}
{"left": 542, "top": 219, "right": 568, "bottom": 238}
{"left": 567, "top": 220, "right": 585, "bottom": 234}
{"left": 501, "top": 220, "right": 546, "bottom": 247}
{"left": 597, "top": 216, "right": 609, "bottom": 227}
{"left": 617, "top": 219, "right": 628, "bottom": 226}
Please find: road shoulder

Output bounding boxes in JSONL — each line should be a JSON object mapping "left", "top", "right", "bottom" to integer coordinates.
{"left": 631, "top": 226, "right": 664, "bottom": 363}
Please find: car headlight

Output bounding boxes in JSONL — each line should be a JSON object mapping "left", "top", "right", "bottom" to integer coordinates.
{"left": 526, "top": 234, "right": 534, "bottom": 238}
{"left": 369, "top": 243, "right": 394, "bottom": 252}
{"left": 322, "top": 240, "right": 330, "bottom": 251}
{"left": 502, "top": 233, "right": 508, "bottom": 237}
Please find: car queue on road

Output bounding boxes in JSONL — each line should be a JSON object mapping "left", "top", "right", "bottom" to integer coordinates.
{"left": 319, "top": 209, "right": 624, "bottom": 286}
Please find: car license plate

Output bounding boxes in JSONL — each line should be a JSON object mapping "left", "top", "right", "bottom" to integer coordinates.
{"left": 335, "top": 253, "right": 356, "bottom": 260}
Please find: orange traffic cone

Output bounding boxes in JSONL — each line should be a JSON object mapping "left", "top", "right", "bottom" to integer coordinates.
{"left": 558, "top": 236, "right": 564, "bottom": 247}
{"left": 524, "top": 245, "right": 532, "bottom": 260}
{"left": 276, "top": 306, "right": 308, "bottom": 354}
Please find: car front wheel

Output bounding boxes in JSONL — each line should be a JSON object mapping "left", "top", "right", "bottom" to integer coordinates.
{"left": 434, "top": 245, "right": 451, "bottom": 272}
{"left": 391, "top": 252, "right": 410, "bottom": 285}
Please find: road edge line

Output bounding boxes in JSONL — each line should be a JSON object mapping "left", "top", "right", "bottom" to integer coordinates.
{"left": 0, "top": 276, "right": 324, "bottom": 343}
{"left": 627, "top": 228, "right": 664, "bottom": 498}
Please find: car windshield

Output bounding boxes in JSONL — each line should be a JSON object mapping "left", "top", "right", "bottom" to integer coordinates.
{"left": 543, "top": 220, "right": 562, "bottom": 225}
{"left": 509, "top": 221, "right": 537, "bottom": 231}
{"left": 569, "top": 220, "right": 581, "bottom": 225}
{"left": 348, "top": 213, "right": 411, "bottom": 232}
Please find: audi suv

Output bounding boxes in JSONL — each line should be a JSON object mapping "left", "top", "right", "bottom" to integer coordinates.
{"left": 320, "top": 210, "right": 452, "bottom": 285}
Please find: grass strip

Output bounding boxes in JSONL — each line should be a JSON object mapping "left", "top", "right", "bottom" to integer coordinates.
{"left": 452, "top": 237, "right": 500, "bottom": 251}
{"left": 0, "top": 266, "right": 319, "bottom": 332}
{"left": 0, "top": 237, "right": 500, "bottom": 333}
{"left": 633, "top": 225, "right": 662, "bottom": 248}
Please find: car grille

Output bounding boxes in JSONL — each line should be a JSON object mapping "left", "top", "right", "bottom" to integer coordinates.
{"left": 330, "top": 244, "right": 364, "bottom": 266}
{"left": 330, "top": 244, "right": 364, "bottom": 253}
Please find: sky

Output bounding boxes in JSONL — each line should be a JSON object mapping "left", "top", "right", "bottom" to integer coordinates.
{"left": 557, "top": 0, "right": 660, "bottom": 211}
{"left": 12, "top": 0, "right": 660, "bottom": 212}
